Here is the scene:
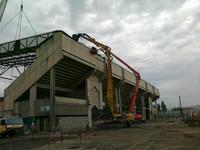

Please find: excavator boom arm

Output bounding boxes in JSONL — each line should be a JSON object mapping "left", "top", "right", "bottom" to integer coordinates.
{"left": 110, "top": 52, "right": 141, "bottom": 80}
{"left": 110, "top": 52, "right": 141, "bottom": 113}
{"left": 72, "top": 33, "right": 141, "bottom": 115}
{"left": 72, "top": 33, "right": 115, "bottom": 115}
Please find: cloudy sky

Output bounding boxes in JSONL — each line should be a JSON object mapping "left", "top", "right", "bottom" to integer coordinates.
{"left": 0, "top": 0, "right": 200, "bottom": 107}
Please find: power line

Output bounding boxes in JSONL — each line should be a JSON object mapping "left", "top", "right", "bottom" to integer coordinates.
{"left": 0, "top": 1, "right": 37, "bottom": 37}
{"left": 0, "top": 0, "right": 38, "bottom": 79}
{"left": 15, "top": 12, "right": 22, "bottom": 39}
{"left": 15, "top": 3, "right": 23, "bottom": 39}
{"left": 18, "top": 11, "right": 23, "bottom": 39}
{"left": 0, "top": 11, "right": 20, "bottom": 33}
{"left": 23, "top": 10, "right": 37, "bottom": 35}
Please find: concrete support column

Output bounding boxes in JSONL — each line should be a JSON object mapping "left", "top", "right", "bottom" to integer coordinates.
{"left": 115, "top": 87, "right": 119, "bottom": 113}
{"left": 118, "top": 87, "right": 122, "bottom": 113}
{"left": 115, "top": 86, "right": 122, "bottom": 113}
{"left": 88, "top": 104, "right": 92, "bottom": 128}
{"left": 14, "top": 102, "right": 19, "bottom": 115}
{"left": 148, "top": 97, "right": 154, "bottom": 120}
{"left": 141, "top": 95, "right": 146, "bottom": 120}
{"left": 86, "top": 75, "right": 102, "bottom": 128}
{"left": 99, "top": 82, "right": 103, "bottom": 110}
{"left": 155, "top": 100, "right": 158, "bottom": 119}
{"left": 50, "top": 68, "right": 56, "bottom": 131}
{"left": 29, "top": 84, "right": 37, "bottom": 116}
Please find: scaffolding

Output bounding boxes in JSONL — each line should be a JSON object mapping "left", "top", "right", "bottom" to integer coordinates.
{"left": 0, "top": 31, "right": 55, "bottom": 77}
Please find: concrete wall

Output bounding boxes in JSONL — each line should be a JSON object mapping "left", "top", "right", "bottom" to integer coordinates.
{"left": 57, "top": 116, "right": 88, "bottom": 132}
{"left": 0, "top": 101, "right": 3, "bottom": 111}
{"left": 86, "top": 75, "right": 102, "bottom": 109}
{"left": 55, "top": 97, "right": 88, "bottom": 116}
{"left": 29, "top": 84, "right": 37, "bottom": 116}
{"left": 68, "top": 89, "right": 86, "bottom": 99}
{"left": 86, "top": 75, "right": 103, "bottom": 127}
{"left": 17, "top": 101, "right": 29, "bottom": 117}
{"left": 0, "top": 101, "right": 4, "bottom": 116}
{"left": 34, "top": 97, "right": 88, "bottom": 116}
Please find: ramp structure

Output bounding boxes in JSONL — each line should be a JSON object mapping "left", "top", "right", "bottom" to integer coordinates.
{"left": 1, "top": 31, "right": 159, "bottom": 131}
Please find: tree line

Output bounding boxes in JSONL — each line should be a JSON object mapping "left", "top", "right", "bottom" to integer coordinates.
{"left": 157, "top": 101, "right": 167, "bottom": 112}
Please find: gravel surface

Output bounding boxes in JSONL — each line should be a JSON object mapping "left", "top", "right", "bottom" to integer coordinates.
{"left": 0, "top": 119, "right": 200, "bottom": 150}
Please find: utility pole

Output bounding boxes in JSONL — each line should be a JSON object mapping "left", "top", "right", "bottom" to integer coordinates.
{"left": 179, "top": 96, "right": 184, "bottom": 119}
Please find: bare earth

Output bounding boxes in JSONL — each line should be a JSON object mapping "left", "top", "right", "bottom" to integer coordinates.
{"left": 0, "top": 119, "right": 200, "bottom": 150}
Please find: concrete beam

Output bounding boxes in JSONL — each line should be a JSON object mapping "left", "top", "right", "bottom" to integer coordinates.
{"left": 141, "top": 95, "right": 146, "bottom": 120}
{"left": 115, "top": 87, "right": 122, "bottom": 113}
{"left": 115, "top": 87, "right": 119, "bottom": 113}
{"left": 71, "top": 69, "right": 94, "bottom": 90}
{"left": 148, "top": 97, "right": 154, "bottom": 120}
{"left": 37, "top": 83, "right": 71, "bottom": 93}
{"left": 86, "top": 75, "right": 102, "bottom": 127}
{"left": 29, "top": 84, "right": 37, "bottom": 116}
{"left": 50, "top": 68, "right": 56, "bottom": 131}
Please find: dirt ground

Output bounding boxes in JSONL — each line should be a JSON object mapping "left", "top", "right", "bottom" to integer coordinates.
{"left": 0, "top": 119, "right": 200, "bottom": 150}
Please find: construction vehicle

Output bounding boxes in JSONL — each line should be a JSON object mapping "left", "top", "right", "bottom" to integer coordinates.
{"left": 184, "top": 111, "right": 200, "bottom": 127}
{"left": 0, "top": 117, "right": 24, "bottom": 137}
{"left": 0, "top": 0, "right": 8, "bottom": 23}
{"left": 72, "top": 33, "right": 142, "bottom": 127}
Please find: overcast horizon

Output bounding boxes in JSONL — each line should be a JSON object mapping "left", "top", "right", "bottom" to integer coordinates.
{"left": 0, "top": 0, "right": 200, "bottom": 108}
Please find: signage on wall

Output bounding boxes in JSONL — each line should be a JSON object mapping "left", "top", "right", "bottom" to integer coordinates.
{"left": 40, "top": 106, "right": 50, "bottom": 112}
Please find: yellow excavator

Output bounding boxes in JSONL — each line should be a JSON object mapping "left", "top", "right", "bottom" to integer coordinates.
{"left": 73, "top": 33, "right": 141, "bottom": 127}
